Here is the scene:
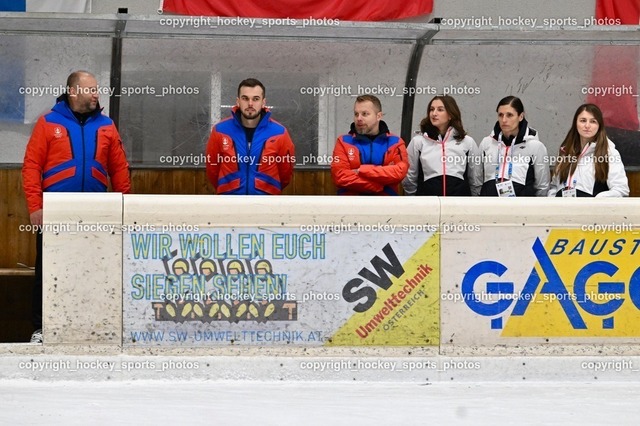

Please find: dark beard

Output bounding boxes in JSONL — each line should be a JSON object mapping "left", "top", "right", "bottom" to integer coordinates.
{"left": 241, "top": 109, "right": 260, "bottom": 120}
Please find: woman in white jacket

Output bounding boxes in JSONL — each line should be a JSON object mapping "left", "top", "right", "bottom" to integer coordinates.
{"left": 477, "top": 96, "right": 550, "bottom": 197}
{"left": 548, "top": 103, "right": 629, "bottom": 197}
{"left": 403, "top": 95, "right": 481, "bottom": 196}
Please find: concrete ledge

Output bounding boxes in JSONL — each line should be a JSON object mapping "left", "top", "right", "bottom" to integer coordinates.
{"left": 0, "top": 343, "right": 45, "bottom": 355}
{"left": 123, "top": 194, "right": 441, "bottom": 226}
{"left": 4, "top": 343, "right": 639, "bottom": 357}
{"left": 440, "top": 344, "right": 640, "bottom": 357}
{"left": 122, "top": 346, "right": 438, "bottom": 357}
{"left": 2, "top": 354, "right": 640, "bottom": 382}
{"left": 0, "top": 343, "right": 123, "bottom": 356}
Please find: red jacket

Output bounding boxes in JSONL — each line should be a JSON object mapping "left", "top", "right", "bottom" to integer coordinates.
{"left": 331, "top": 121, "right": 408, "bottom": 195}
{"left": 22, "top": 97, "right": 130, "bottom": 214}
{"left": 206, "top": 107, "right": 295, "bottom": 195}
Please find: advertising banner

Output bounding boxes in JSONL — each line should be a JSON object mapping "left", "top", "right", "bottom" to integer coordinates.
{"left": 442, "top": 225, "right": 640, "bottom": 346}
{"left": 123, "top": 225, "right": 439, "bottom": 346}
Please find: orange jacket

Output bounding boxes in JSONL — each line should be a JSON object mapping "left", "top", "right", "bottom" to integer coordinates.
{"left": 22, "top": 97, "right": 130, "bottom": 214}
{"left": 206, "top": 107, "right": 295, "bottom": 195}
{"left": 331, "top": 121, "right": 408, "bottom": 195}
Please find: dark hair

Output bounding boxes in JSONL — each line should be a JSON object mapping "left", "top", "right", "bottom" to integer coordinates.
{"left": 496, "top": 96, "right": 525, "bottom": 115}
{"left": 237, "top": 78, "right": 266, "bottom": 97}
{"left": 419, "top": 95, "right": 466, "bottom": 141}
{"left": 554, "top": 103, "right": 609, "bottom": 184}
{"left": 355, "top": 95, "right": 382, "bottom": 112}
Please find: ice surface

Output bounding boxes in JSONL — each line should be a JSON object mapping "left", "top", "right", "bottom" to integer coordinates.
{"left": 2, "top": 353, "right": 640, "bottom": 424}
{"left": 1, "top": 380, "right": 639, "bottom": 425}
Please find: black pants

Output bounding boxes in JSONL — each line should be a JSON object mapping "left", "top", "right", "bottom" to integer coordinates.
{"left": 33, "top": 232, "right": 42, "bottom": 330}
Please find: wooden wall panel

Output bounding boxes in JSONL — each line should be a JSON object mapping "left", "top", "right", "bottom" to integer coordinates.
{"left": 0, "top": 169, "right": 36, "bottom": 269}
{"left": 131, "top": 168, "right": 336, "bottom": 195}
{"left": 628, "top": 172, "right": 640, "bottom": 197}
{"left": 284, "top": 169, "right": 337, "bottom": 195}
{"left": 0, "top": 170, "right": 6, "bottom": 267}
{"left": 131, "top": 168, "right": 202, "bottom": 194}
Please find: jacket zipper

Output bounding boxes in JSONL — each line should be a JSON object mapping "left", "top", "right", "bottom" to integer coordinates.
{"left": 245, "top": 131, "right": 252, "bottom": 195}
{"left": 80, "top": 120, "right": 86, "bottom": 191}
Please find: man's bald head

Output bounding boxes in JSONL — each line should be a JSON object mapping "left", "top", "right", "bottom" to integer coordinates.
{"left": 66, "top": 70, "right": 99, "bottom": 113}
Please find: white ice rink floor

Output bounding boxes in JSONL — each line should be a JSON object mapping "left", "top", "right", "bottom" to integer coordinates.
{"left": 2, "top": 354, "right": 640, "bottom": 425}
{"left": 2, "top": 381, "right": 640, "bottom": 425}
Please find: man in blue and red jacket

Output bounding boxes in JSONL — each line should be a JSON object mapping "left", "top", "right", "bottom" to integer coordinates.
{"left": 206, "top": 78, "right": 295, "bottom": 195}
{"left": 22, "top": 70, "right": 131, "bottom": 343}
{"left": 331, "top": 95, "right": 408, "bottom": 195}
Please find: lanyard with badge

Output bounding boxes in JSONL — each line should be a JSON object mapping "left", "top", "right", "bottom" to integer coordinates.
{"left": 495, "top": 135, "right": 516, "bottom": 197}
{"left": 562, "top": 143, "right": 591, "bottom": 198}
{"left": 438, "top": 128, "right": 453, "bottom": 196}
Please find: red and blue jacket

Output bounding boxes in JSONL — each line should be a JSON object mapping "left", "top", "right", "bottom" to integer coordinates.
{"left": 331, "top": 121, "right": 408, "bottom": 195}
{"left": 206, "top": 107, "right": 295, "bottom": 195}
{"left": 22, "top": 96, "right": 131, "bottom": 214}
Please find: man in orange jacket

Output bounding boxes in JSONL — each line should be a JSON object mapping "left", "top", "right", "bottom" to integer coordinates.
{"left": 331, "top": 95, "right": 408, "bottom": 195}
{"left": 22, "top": 70, "right": 131, "bottom": 343}
{"left": 206, "top": 78, "right": 295, "bottom": 195}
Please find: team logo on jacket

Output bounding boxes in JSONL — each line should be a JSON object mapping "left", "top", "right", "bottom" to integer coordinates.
{"left": 348, "top": 148, "right": 355, "bottom": 160}
{"left": 222, "top": 138, "right": 230, "bottom": 151}
{"left": 53, "top": 127, "right": 63, "bottom": 138}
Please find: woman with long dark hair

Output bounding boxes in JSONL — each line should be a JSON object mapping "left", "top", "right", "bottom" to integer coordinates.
{"left": 548, "top": 104, "right": 629, "bottom": 197}
{"left": 403, "top": 95, "right": 481, "bottom": 196}
{"left": 477, "top": 96, "right": 550, "bottom": 197}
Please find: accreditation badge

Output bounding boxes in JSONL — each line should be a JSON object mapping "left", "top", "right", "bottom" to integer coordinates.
{"left": 496, "top": 180, "right": 516, "bottom": 197}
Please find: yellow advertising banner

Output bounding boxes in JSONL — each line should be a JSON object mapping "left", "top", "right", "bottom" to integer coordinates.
{"left": 329, "top": 234, "right": 440, "bottom": 345}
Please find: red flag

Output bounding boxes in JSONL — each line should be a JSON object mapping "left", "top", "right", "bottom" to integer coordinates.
{"left": 162, "top": 0, "right": 433, "bottom": 21}
{"left": 596, "top": 0, "right": 640, "bottom": 24}
{"left": 587, "top": 0, "right": 639, "bottom": 130}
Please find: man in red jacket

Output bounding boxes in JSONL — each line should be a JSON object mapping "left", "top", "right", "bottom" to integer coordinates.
{"left": 331, "top": 95, "right": 408, "bottom": 195}
{"left": 206, "top": 78, "right": 295, "bottom": 195}
{"left": 22, "top": 70, "right": 131, "bottom": 343}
